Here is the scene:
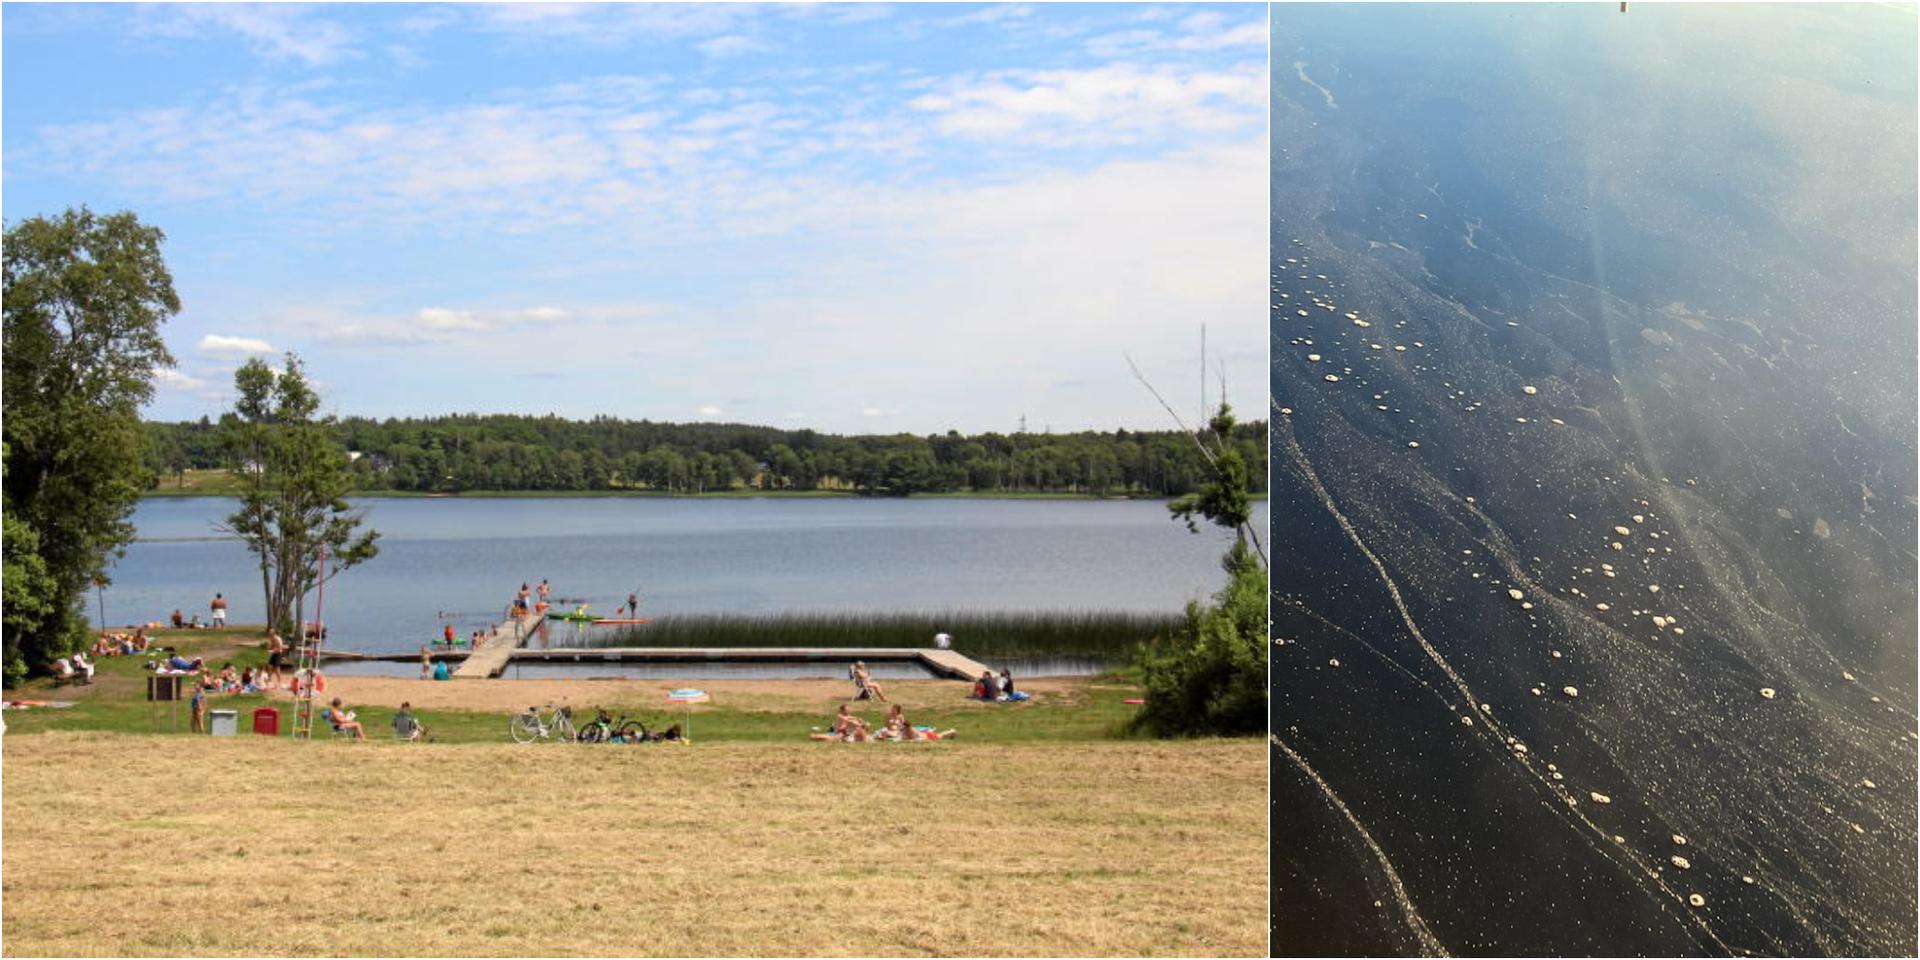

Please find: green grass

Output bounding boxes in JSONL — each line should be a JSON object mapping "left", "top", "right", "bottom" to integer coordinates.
{"left": 4, "top": 624, "right": 1155, "bottom": 744}
{"left": 4, "top": 690, "right": 1147, "bottom": 744}
{"left": 579, "top": 610, "right": 1184, "bottom": 657}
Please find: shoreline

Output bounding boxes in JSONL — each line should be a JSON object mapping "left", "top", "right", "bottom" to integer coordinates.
{"left": 141, "top": 487, "right": 1269, "bottom": 502}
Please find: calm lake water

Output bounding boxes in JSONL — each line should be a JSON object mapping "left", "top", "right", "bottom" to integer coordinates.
{"left": 107, "top": 496, "right": 1264, "bottom": 657}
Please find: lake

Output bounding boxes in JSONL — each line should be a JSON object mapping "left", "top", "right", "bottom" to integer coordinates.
{"left": 106, "top": 496, "right": 1264, "bottom": 658}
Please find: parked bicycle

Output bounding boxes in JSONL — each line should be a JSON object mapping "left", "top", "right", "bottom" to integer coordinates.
{"left": 508, "top": 703, "right": 576, "bottom": 743}
{"left": 577, "top": 707, "right": 648, "bottom": 744}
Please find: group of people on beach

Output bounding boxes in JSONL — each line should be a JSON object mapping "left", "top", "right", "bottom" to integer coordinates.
{"left": 971, "top": 669, "right": 1028, "bottom": 702}
{"left": 812, "top": 703, "right": 954, "bottom": 742}
{"left": 164, "top": 593, "right": 231, "bottom": 631}
{"left": 90, "top": 627, "right": 154, "bottom": 658}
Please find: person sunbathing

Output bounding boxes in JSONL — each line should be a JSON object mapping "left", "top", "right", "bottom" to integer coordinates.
{"left": 879, "top": 703, "right": 912, "bottom": 741}
{"left": 850, "top": 661, "right": 888, "bottom": 703}
{"left": 326, "top": 698, "right": 364, "bottom": 740}
{"left": 811, "top": 705, "right": 872, "bottom": 742}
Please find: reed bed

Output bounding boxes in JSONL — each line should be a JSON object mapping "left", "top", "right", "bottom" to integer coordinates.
{"left": 570, "top": 610, "right": 1182, "bottom": 657}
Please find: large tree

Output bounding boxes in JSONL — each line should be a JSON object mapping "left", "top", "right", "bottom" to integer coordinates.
{"left": 220, "top": 353, "right": 379, "bottom": 636}
{"left": 1132, "top": 402, "right": 1271, "bottom": 737}
{"left": 3, "top": 208, "right": 179, "bottom": 683}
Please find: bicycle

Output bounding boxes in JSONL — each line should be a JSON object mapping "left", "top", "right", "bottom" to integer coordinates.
{"left": 577, "top": 707, "right": 648, "bottom": 744}
{"left": 508, "top": 703, "right": 576, "bottom": 743}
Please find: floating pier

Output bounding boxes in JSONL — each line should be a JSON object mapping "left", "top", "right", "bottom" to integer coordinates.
{"left": 505, "top": 646, "right": 993, "bottom": 681}
{"left": 454, "top": 614, "right": 543, "bottom": 679}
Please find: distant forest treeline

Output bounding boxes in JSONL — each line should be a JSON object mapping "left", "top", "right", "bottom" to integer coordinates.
{"left": 143, "top": 414, "right": 1269, "bottom": 497}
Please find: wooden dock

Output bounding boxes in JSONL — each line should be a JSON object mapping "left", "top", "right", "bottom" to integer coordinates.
{"left": 505, "top": 646, "right": 993, "bottom": 681}
{"left": 453, "top": 614, "right": 544, "bottom": 679}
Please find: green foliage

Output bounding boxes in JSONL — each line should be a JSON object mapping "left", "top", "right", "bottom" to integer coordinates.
{"left": 2, "top": 510, "right": 58, "bottom": 687}
{"left": 1133, "top": 404, "right": 1270, "bottom": 737}
{"left": 1168, "top": 403, "right": 1254, "bottom": 535}
{"left": 3, "top": 208, "right": 179, "bottom": 682}
{"left": 1129, "top": 543, "right": 1268, "bottom": 736}
{"left": 220, "top": 354, "right": 380, "bottom": 634}
{"left": 145, "top": 414, "right": 1269, "bottom": 498}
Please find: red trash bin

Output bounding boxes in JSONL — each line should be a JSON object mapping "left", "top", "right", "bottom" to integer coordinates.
{"left": 252, "top": 707, "right": 280, "bottom": 736}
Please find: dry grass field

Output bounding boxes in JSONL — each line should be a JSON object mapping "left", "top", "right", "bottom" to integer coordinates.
{"left": 2, "top": 731, "right": 1267, "bottom": 957}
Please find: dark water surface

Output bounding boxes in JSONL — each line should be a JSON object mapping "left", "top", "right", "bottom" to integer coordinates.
{"left": 106, "top": 496, "right": 1261, "bottom": 655}
{"left": 1272, "top": 5, "right": 1915, "bottom": 956}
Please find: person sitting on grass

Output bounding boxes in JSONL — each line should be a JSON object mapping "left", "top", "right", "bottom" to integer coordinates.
{"left": 811, "top": 705, "right": 871, "bottom": 742}
{"left": 971, "top": 671, "right": 996, "bottom": 700}
{"left": 849, "top": 661, "right": 888, "bottom": 703}
{"left": 393, "top": 702, "right": 426, "bottom": 741}
{"left": 879, "top": 703, "right": 913, "bottom": 741}
{"left": 53, "top": 652, "right": 91, "bottom": 683}
{"left": 170, "top": 609, "right": 185, "bottom": 629}
{"left": 326, "top": 698, "right": 364, "bottom": 740}
{"left": 998, "top": 669, "right": 1030, "bottom": 702}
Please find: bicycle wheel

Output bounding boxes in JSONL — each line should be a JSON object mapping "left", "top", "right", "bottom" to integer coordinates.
{"left": 552, "top": 714, "right": 576, "bottom": 742}
{"left": 616, "top": 721, "right": 645, "bottom": 742}
{"left": 508, "top": 713, "right": 540, "bottom": 744}
{"left": 578, "top": 723, "right": 604, "bottom": 744}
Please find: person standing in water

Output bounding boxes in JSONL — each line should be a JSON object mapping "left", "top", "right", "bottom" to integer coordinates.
{"left": 625, "top": 591, "right": 639, "bottom": 617}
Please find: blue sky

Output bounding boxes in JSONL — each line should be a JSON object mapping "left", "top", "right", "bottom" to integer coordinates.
{"left": 3, "top": 3, "right": 1267, "bottom": 434}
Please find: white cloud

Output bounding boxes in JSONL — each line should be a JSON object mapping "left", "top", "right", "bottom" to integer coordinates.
{"left": 416, "top": 307, "right": 490, "bottom": 332}
{"left": 695, "top": 35, "right": 768, "bottom": 59}
{"left": 472, "top": 4, "right": 756, "bottom": 45}
{"left": 696, "top": 404, "right": 724, "bottom": 418}
{"left": 152, "top": 367, "right": 209, "bottom": 391}
{"left": 197, "top": 334, "right": 276, "bottom": 356}
{"left": 24, "top": 56, "right": 1261, "bottom": 239}
{"left": 137, "top": 4, "right": 357, "bottom": 66}
{"left": 909, "top": 64, "right": 1265, "bottom": 144}
{"left": 298, "top": 302, "right": 644, "bottom": 349}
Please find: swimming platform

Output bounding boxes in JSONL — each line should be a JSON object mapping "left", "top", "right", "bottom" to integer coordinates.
{"left": 320, "top": 614, "right": 994, "bottom": 681}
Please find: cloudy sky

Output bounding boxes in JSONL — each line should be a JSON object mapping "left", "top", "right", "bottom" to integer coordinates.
{"left": 4, "top": 2, "right": 1267, "bottom": 433}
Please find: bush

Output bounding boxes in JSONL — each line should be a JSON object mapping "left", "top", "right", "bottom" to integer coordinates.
{"left": 1129, "top": 543, "right": 1268, "bottom": 737}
